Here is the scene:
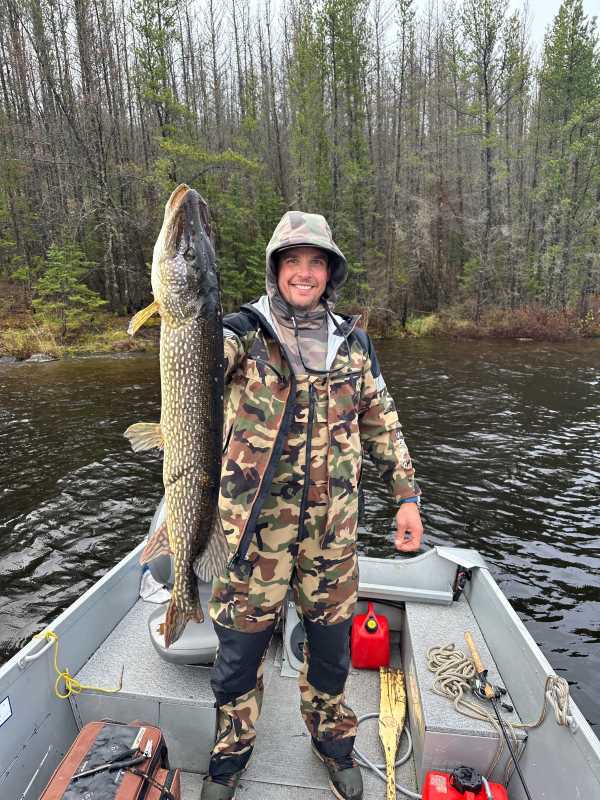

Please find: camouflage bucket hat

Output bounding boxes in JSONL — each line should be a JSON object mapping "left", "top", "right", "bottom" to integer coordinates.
{"left": 266, "top": 211, "right": 347, "bottom": 304}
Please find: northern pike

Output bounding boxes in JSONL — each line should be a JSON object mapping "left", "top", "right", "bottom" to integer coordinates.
{"left": 125, "top": 185, "right": 228, "bottom": 647}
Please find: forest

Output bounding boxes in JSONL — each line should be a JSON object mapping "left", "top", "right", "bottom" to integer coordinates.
{"left": 0, "top": 0, "right": 599, "bottom": 348}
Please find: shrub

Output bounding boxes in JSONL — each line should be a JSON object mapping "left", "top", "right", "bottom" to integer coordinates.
{"left": 406, "top": 314, "right": 440, "bottom": 337}
{"left": 436, "top": 305, "right": 581, "bottom": 340}
{"left": 0, "top": 324, "right": 60, "bottom": 359}
{"left": 32, "top": 244, "right": 106, "bottom": 341}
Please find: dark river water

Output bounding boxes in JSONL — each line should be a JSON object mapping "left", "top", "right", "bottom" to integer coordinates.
{"left": 0, "top": 340, "right": 598, "bottom": 733}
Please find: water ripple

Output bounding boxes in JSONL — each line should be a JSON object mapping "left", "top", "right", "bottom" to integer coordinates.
{"left": 359, "top": 339, "right": 599, "bottom": 732}
{"left": 0, "top": 342, "right": 598, "bottom": 733}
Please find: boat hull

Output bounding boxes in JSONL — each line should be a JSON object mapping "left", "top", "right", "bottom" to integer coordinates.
{"left": 1, "top": 545, "right": 599, "bottom": 800}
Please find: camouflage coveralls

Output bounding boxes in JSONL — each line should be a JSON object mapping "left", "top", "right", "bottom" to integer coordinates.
{"left": 207, "top": 295, "right": 418, "bottom": 783}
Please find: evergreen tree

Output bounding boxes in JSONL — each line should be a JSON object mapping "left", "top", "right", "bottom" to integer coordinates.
{"left": 535, "top": 0, "right": 600, "bottom": 309}
{"left": 319, "top": 0, "right": 374, "bottom": 302}
{"left": 288, "top": 0, "right": 333, "bottom": 212}
{"left": 458, "top": 0, "right": 529, "bottom": 318}
{"left": 32, "top": 244, "right": 106, "bottom": 341}
{"left": 0, "top": 0, "right": 598, "bottom": 327}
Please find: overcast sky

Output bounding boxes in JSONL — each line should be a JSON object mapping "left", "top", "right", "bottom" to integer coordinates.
{"left": 510, "top": 0, "right": 599, "bottom": 52}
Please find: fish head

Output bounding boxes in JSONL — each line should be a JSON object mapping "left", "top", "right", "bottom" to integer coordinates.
{"left": 152, "top": 184, "right": 219, "bottom": 325}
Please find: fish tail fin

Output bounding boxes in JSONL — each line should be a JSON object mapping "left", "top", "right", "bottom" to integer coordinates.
{"left": 163, "top": 598, "right": 204, "bottom": 649}
{"left": 193, "top": 515, "right": 229, "bottom": 582}
{"left": 124, "top": 422, "right": 164, "bottom": 452}
{"left": 139, "top": 522, "right": 171, "bottom": 565}
{"left": 128, "top": 301, "right": 160, "bottom": 336}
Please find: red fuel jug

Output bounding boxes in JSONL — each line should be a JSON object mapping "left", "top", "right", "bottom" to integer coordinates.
{"left": 422, "top": 769, "right": 509, "bottom": 800}
{"left": 351, "top": 602, "right": 390, "bottom": 669}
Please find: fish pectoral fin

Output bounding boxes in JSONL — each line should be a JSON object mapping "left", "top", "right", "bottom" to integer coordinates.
{"left": 124, "top": 422, "right": 164, "bottom": 452}
{"left": 139, "top": 522, "right": 171, "bottom": 564}
{"left": 193, "top": 515, "right": 229, "bottom": 582}
{"left": 163, "top": 598, "right": 203, "bottom": 648}
{"left": 127, "top": 301, "right": 160, "bottom": 336}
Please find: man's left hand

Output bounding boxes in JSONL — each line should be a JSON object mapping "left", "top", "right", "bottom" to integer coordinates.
{"left": 395, "top": 503, "right": 424, "bottom": 552}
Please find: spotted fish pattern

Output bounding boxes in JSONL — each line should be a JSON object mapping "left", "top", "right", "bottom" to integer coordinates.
{"left": 125, "top": 185, "right": 228, "bottom": 647}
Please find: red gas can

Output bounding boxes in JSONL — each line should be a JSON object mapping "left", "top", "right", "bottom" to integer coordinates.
{"left": 422, "top": 770, "right": 509, "bottom": 800}
{"left": 350, "top": 602, "right": 390, "bottom": 669}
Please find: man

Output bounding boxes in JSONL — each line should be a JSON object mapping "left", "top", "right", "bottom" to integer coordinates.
{"left": 201, "top": 211, "right": 423, "bottom": 800}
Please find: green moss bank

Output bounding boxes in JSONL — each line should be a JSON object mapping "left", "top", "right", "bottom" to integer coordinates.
{"left": 2, "top": 304, "right": 599, "bottom": 361}
{"left": 0, "top": 312, "right": 158, "bottom": 361}
{"left": 353, "top": 304, "right": 600, "bottom": 341}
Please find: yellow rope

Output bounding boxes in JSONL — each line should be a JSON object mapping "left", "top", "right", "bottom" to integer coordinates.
{"left": 33, "top": 630, "right": 124, "bottom": 700}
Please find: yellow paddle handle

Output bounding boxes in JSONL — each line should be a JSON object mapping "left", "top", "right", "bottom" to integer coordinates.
{"left": 465, "top": 632, "right": 495, "bottom": 698}
{"left": 464, "top": 631, "right": 484, "bottom": 672}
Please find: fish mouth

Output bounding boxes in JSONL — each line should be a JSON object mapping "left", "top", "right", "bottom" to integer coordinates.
{"left": 163, "top": 184, "right": 213, "bottom": 255}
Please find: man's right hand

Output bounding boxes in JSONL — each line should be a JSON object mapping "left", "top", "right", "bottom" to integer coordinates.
{"left": 394, "top": 503, "right": 423, "bottom": 552}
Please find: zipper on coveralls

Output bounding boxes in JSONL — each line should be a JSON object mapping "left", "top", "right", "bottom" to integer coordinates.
{"left": 227, "top": 370, "right": 298, "bottom": 579}
{"left": 298, "top": 382, "right": 316, "bottom": 541}
{"left": 226, "top": 303, "right": 359, "bottom": 579}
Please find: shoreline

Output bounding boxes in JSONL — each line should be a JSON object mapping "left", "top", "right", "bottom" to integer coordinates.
{"left": 347, "top": 306, "right": 600, "bottom": 342}
{"left": 0, "top": 312, "right": 160, "bottom": 362}
{"left": 1, "top": 307, "right": 598, "bottom": 362}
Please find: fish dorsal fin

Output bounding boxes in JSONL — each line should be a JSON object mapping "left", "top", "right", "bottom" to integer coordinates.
{"left": 193, "top": 515, "right": 229, "bottom": 582}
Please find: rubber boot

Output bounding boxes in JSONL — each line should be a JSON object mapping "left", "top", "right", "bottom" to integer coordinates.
{"left": 312, "top": 743, "right": 363, "bottom": 800}
{"left": 200, "top": 771, "right": 243, "bottom": 800}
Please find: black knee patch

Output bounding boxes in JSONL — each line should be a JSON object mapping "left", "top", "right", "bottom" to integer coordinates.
{"left": 211, "top": 622, "right": 274, "bottom": 706}
{"left": 304, "top": 616, "right": 352, "bottom": 696}
{"left": 209, "top": 749, "right": 253, "bottom": 781}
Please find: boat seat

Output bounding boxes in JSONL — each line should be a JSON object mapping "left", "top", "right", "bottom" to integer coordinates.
{"left": 402, "top": 595, "right": 527, "bottom": 788}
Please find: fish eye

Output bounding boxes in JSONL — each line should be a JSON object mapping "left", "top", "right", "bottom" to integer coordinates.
{"left": 184, "top": 246, "right": 196, "bottom": 261}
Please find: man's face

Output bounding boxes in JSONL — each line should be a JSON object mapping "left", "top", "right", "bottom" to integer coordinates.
{"left": 276, "top": 246, "right": 330, "bottom": 311}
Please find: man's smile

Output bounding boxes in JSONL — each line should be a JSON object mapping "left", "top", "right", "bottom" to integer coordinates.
{"left": 276, "top": 246, "right": 330, "bottom": 310}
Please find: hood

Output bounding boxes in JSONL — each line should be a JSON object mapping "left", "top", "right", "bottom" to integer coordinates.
{"left": 245, "top": 296, "right": 361, "bottom": 371}
{"left": 265, "top": 210, "right": 347, "bottom": 306}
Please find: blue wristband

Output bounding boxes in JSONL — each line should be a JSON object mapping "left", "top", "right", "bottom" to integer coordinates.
{"left": 400, "top": 495, "right": 421, "bottom": 506}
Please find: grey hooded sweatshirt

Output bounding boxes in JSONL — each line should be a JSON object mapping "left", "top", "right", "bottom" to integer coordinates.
{"left": 264, "top": 211, "right": 348, "bottom": 373}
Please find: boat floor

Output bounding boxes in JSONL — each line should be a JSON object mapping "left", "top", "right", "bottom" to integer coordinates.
{"left": 72, "top": 584, "right": 525, "bottom": 799}
{"left": 73, "top": 597, "right": 415, "bottom": 799}
{"left": 179, "top": 641, "right": 416, "bottom": 799}
{"left": 5, "top": 549, "right": 600, "bottom": 800}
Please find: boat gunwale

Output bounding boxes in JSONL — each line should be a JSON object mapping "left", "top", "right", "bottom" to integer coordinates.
{"left": 2, "top": 544, "right": 600, "bottom": 800}
{"left": 0, "top": 540, "right": 145, "bottom": 687}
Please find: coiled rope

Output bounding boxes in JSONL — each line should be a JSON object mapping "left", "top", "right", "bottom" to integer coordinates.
{"left": 33, "top": 630, "right": 123, "bottom": 700}
{"left": 533, "top": 674, "right": 578, "bottom": 733}
{"left": 427, "top": 643, "right": 576, "bottom": 784}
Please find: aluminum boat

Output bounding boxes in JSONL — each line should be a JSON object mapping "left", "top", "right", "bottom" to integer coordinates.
{"left": 1, "top": 509, "right": 599, "bottom": 800}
